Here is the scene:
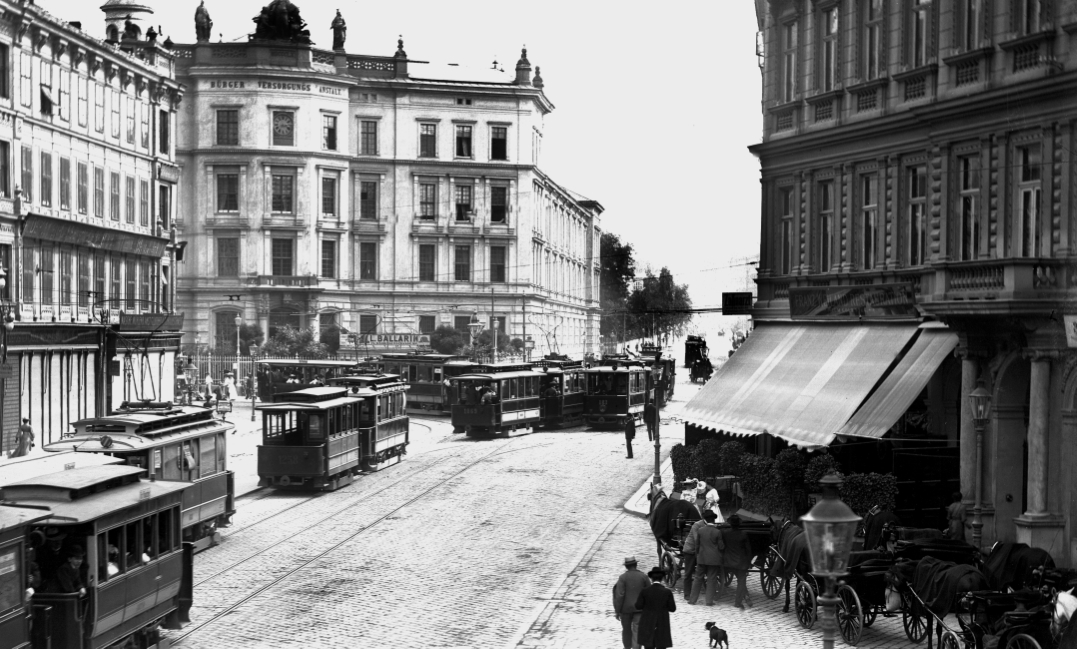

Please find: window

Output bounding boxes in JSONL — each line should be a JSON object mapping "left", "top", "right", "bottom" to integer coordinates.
{"left": 820, "top": 7, "right": 839, "bottom": 92}
{"left": 217, "top": 109, "right": 239, "bottom": 145}
{"left": 419, "top": 244, "right": 436, "bottom": 281}
{"left": 159, "top": 185, "right": 171, "bottom": 227}
{"left": 455, "top": 125, "right": 472, "bottom": 158}
{"left": 20, "top": 146, "right": 31, "bottom": 203}
{"left": 125, "top": 176, "right": 135, "bottom": 224}
{"left": 360, "top": 314, "right": 378, "bottom": 335}
{"left": 1018, "top": 144, "right": 1042, "bottom": 257}
{"left": 322, "top": 115, "right": 337, "bottom": 150}
{"left": 140, "top": 179, "right": 149, "bottom": 226}
{"left": 491, "top": 126, "right": 508, "bottom": 160}
{"left": 419, "top": 123, "right": 436, "bottom": 157}
{"left": 58, "top": 69, "right": 69, "bottom": 120}
{"left": 94, "top": 253, "right": 105, "bottom": 304}
{"left": 489, "top": 316, "right": 507, "bottom": 334}
{"left": 39, "top": 152, "right": 51, "bottom": 207}
{"left": 110, "top": 90, "right": 120, "bottom": 138}
{"left": 159, "top": 109, "right": 170, "bottom": 154}
{"left": 126, "top": 97, "right": 135, "bottom": 143}
{"left": 271, "top": 171, "right": 294, "bottom": 214}
{"left": 780, "top": 187, "right": 794, "bottom": 275}
{"left": 94, "top": 83, "right": 104, "bottom": 132}
{"left": 94, "top": 166, "right": 104, "bottom": 217}
{"left": 818, "top": 180, "right": 834, "bottom": 271}
{"left": 359, "top": 241, "right": 377, "bottom": 280}
{"left": 491, "top": 186, "right": 508, "bottom": 223}
{"left": 77, "top": 162, "right": 88, "bottom": 214}
{"left": 454, "top": 315, "right": 471, "bottom": 331}
{"left": 59, "top": 158, "right": 70, "bottom": 210}
{"left": 320, "top": 240, "right": 337, "bottom": 278}
{"left": 861, "top": 0, "right": 883, "bottom": 80}
{"left": 140, "top": 103, "right": 149, "bottom": 149}
{"left": 360, "top": 181, "right": 377, "bottom": 220}
{"left": 22, "top": 246, "right": 34, "bottom": 303}
{"left": 958, "top": 0, "right": 981, "bottom": 50}
{"left": 321, "top": 175, "right": 337, "bottom": 217}
{"left": 217, "top": 237, "right": 239, "bottom": 277}
{"left": 910, "top": 0, "right": 933, "bottom": 68}
{"left": 78, "top": 77, "right": 88, "bottom": 127}
{"left": 455, "top": 184, "right": 472, "bottom": 220}
{"left": 60, "top": 250, "right": 72, "bottom": 305}
{"left": 110, "top": 172, "right": 120, "bottom": 221}
{"left": 907, "top": 166, "right": 928, "bottom": 265}
{"left": 454, "top": 245, "right": 471, "bottom": 281}
{"left": 40, "top": 61, "right": 53, "bottom": 116}
{"left": 419, "top": 182, "right": 437, "bottom": 218}
{"left": 216, "top": 311, "right": 240, "bottom": 353}
{"left": 360, "top": 120, "right": 378, "bottom": 155}
{"left": 959, "top": 154, "right": 980, "bottom": 261}
{"left": 0, "top": 44, "right": 7, "bottom": 98}
{"left": 782, "top": 21, "right": 798, "bottom": 102}
{"left": 110, "top": 255, "right": 120, "bottom": 304}
{"left": 77, "top": 252, "right": 89, "bottom": 307}
{"left": 125, "top": 259, "right": 136, "bottom": 310}
{"left": 861, "top": 175, "right": 878, "bottom": 270}
{"left": 1016, "top": 0, "right": 1041, "bottom": 35}
{"left": 19, "top": 52, "right": 30, "bottom": 107}
{"left": 40, "top": 245, "right": 54, "bottom": 304}
{"left": 217, "top": 172, "right": 239, "bottom": 212}
{"left": 272, "top": 111, "right": 294, "bottom": 146}
{"left": 415, "top": 315, "right": 435, "bottom": 334}
{"left": 271, "top": 238, "right": 293, "bottom": 276}
{"left": 490, "top": 246, "right": 506, "bottom": 283}
{"left": 0, "top": 141, "right": 8, "bottom": 197}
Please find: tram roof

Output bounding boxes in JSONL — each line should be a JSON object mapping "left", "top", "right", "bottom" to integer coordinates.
{"left": 328, "top": 373, "right": 408, "bottom": 388}
{"left": 0, "top": 505, "right": 50, "bottom": 532}
{"left": 379, "top": 352, "right": 468, "bottom": 362}
{"left": 584, "top": 365, "right": 648, "bottom": 373}
{"left": 257, "top": 359, "right": 361, "bottom": 368}
{"left": 454, "top": 370, "right": 545, "bottom": 381}
{"left": 45, "top": 418, "right": 233, "bottom": 453}
{"left": 257, "top": 396, "right": 362, "bottom": 411}
{"left": 0, "top": 452, "right": 123, "bottom": 491}
{"left": 3, "top": 469, "right": 187, "bottom": 524}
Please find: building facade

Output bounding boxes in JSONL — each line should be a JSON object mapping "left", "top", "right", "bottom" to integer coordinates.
{"left": 749, "top": 0, "right": 1077, "bottom": 563}
{"left": 0, "top": 0, "right": 183, "bottom": 451}
{"left": 174, "top": 27, "right": 602, "bottom": 359}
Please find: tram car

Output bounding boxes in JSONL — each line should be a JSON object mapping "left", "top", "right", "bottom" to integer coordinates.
{"left": 44, "top": 403, "right": 236, "bottom": 553}
{"left": 256, "top": 384, "right": 409, "bottom": 490}
{"left": 255, "top": 359, "right": 368, "bottom": 401}
{"left": 684, "top": 335, "right": 708, "bottom": 368}
{"left": 583, "top": 358, "right": 650, "bottom": 428}
{"left": 379, "top": 352, "right": 473, "bottom": 414}
{"left": 535, "top": 355, "right": 586, "bottom": 428}
{"left": 1, "top": 463, "right": 193, "bottom": 649}
{"left": 449, "top": 363, "right": 545, "bottom": 436}
{"left": 638, "top": 344, "right": 676, "bottom": 407}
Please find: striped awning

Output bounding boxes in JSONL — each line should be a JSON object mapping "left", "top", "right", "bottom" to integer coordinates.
{"left": 682, "top": 322, "right": 920, "bottom": 448}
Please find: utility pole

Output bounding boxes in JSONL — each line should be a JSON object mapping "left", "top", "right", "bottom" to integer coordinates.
{"left": 652, "top": 350, "right": 662, "bottom": 487}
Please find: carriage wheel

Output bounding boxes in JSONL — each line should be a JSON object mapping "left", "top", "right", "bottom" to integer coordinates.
{"left": 761, "top": 548, "right": 782, "bottom": 599}
{"left": 902, "top": 592, "right": 928, "bottom": 644}
{"left": 1003, "top": 633, "right": 1043, "bottom": 649}
{"left": 661, "top": 553, "right": 678, "bottom": 589}
{"left": 795, "top": 580, "right": 817, "bottom": 629}
{"left": 836, "top": 584, "right": 864, "bottom": 646}
{"left": 939, "top": 630, "right": 964, "bottom": 649}
{"left": 862, "top": 606, "right": 877, "bottom": 628}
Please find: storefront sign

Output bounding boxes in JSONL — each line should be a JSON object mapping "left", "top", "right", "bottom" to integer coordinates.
{"left": 359, "top": 333, "right": 431, "bottom": 348}
{"left": 722, "top": 292, "right": 754, "bottom": 316}
{"left": 203, "top": 80, "right": 346, "bottom": 96}
{"left": 1064, "top": 315, "right": 1077, "bottom": 348}
{"left": 789, "top": 283, "right": 918, "bottom": 319}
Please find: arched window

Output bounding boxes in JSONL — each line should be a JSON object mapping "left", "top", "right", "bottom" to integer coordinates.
{"left": 215, "top": 310, "right": 241, "bottom": 353}
{"left": 106, "top": 25, "right": 119, "bottom": 42}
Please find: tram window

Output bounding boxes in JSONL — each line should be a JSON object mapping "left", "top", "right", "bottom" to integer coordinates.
{"left": 97, "top": 533, "right": 114, "bottom": 581}
{"left": 157, "top": 510, "right": 176, "bottom": 554}
{"left": 217, "top": 433, "right": 227, "bottom": 469}
{"left": 0, "top": 545, "right": 20, "bottom": 615}
{"left": 434, "top": 367, "right": 443, "bottom": 382}
{"left": 360, "top": 399, "right": 373, "bottom": 422}
{"left": 397, "top": 393, "right": 405, "bottom": 413}
{"left": 200, "top": 435, "right": 217, "bottom": 476}
{"left": 181, "top": 440, "right": 198, "bottom": 478}
{"left": 124, "top": 521, "right": 143, "bottom": 568}
{"left": 408, "top": 366, "right": 417, "bottom": 382}
{"left": 500, "top": 381, "right": 510, "bottom": 400}
{"left": 143, "top": 516, "right": 158, "bottom": 561}
{"left": 163, "top": 444, "right": 181, "bottom": 481}
{"left": 307, "top": 414, "right": 324, "bottom": 441}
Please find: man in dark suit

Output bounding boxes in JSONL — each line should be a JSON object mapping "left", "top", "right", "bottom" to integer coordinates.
{"left": 613, "top": 556, "right": 650, "bottom": 649}
{"left": 623, "top": 416, "right": 636, "bottom": 459}
{"left": 722, "top": 514, "right": 754, "bottom": 609}
{"left": 635, "top": 566, "right": 676, "bottom": 649}
{"left": 643, "top": 401, "right": 656, "bottom": 441}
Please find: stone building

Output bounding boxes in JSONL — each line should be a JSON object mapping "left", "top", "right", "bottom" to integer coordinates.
{"left": 0, "top": 0, "right": 183, "bottom": 451}
{"left": 686, "top": 0, "right": 1077, "bottom": 565}
{"left": 173, "top": 12, "right": 602, "bottom": 359}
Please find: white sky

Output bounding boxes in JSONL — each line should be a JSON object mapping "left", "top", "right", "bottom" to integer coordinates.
{"left": 46, "top": 0, "right": 764, "bottom": 308}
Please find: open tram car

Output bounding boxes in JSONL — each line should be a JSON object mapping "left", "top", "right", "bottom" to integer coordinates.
{"left": 0, "top": 463, "right": 193, "bottom": 649}
{"left": 44, "top": 403, "right": 236, "bottom": 553}
{"left": 257, "top": 383, "right": 409, "bottom": 490}
{"left": 583, "top": 359, "right": 650, "bottom": 428}
{"left": 450, "top": 363, "right": 545, "bottom": 436}
{"left": 379, "top": 352, "right": 475, "bottom": 414}
{"left": 534, "top": 355, "right": 586, "bottom": 429}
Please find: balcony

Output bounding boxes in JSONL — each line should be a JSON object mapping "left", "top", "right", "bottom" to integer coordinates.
{"left": 411, "top": 219, "right": 444, "bottom": 235}
{"left": 245, "top": 275, "right": 321, "bottom": 288}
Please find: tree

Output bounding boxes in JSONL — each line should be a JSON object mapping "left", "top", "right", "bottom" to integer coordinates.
{"left": 600, "top": 233, "right": 636, "bottom": 341}
{"left": 626, "top": 267, "right": 693, "bottom": 339}
{"left": 260, "top": 325, "right": 330, "bottom": 358}
{"left": 238, "top": 323, "right": 264, "bottom": 356}
{"left": 430, "top": 325, "right": 468, "bottom": 355}
{"left": 319, "top": 324, "right": 341, "bottom": 355}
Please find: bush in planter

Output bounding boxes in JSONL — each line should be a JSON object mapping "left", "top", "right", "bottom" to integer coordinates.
{"left": 670, "top": 443, "right": 699, "bottom": 486}
{"left": 695, "top": 438, "right": 725, "bottom": 479}
{"left": 838, "top": 472, "right": 898, "bottom": 518}
{"left": 773, "top": 447, "right": 807, "bottom": 491}
{"left": 803, "top": 453, "right": 843, "bottom": 493}
{"left": 718, "top": 440, "right": 746, "bottom": 476}
{"left": 739, "top": 453, "right": 790, "bottom": 517}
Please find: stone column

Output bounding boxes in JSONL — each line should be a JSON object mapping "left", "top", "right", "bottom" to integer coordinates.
{"left": 959, "top": 352, "right": 979, "bottom": 502}
{"left": 1024, "top": 350, "right": 1054, "bottom": 516}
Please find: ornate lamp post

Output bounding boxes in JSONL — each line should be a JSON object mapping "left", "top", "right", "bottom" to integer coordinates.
{"left": 250, "top": 344, "right": 259, "bottom": 422}
{"left": 492, "top": 317, "right": 499, "bottom": 363}
{"left": 800, "top": 474, "right": 861, "bottom": 649}
{"left": 468, "top": 313, "right": 483, "bottom": 358}
{"left": 968, "top": 379, "right": 992, "bottom": 549}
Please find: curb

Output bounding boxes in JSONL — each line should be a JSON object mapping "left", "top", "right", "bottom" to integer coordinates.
{"left": 622, "top": 456, "right": 674, "bottom": 519}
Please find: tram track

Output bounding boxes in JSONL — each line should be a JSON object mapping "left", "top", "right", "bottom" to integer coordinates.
{"left": 172, "top": 437, "right": 548, "bottom": 645}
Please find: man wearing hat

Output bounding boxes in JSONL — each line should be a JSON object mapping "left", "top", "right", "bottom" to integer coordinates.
{"left": 688, "top": 510, "right": 726, "bottom": 606}
{"left": 623, "top": 416, "right": 636, "bottom": 459}
{"left": 722, "top": 515, "right": 753, "bottom": 609}
{"left": 613, "top": 556, "right": 650, "bottom": 649}
{"left": 48, "top": 545, "right": 86, "bottom": 596}
{"left": 635, "top": 566, "right": 676, "bottom": 649}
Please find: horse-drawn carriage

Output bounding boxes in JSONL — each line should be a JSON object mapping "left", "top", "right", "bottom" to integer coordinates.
{"left": 689, "top": 358, "right": 713, "bottom": 383}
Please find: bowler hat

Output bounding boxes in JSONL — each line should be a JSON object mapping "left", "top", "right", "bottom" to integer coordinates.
{"left": 647, "top": 566, "right": 666, "bottom": 579}
{"left": 624, "top": 556, "right": 637, "bottom": 566}
{"left": 703, "top": 510, "right": 718, "bottom": 521}
{"left": 44, "top": 527, "right": 66, "bottom": 543}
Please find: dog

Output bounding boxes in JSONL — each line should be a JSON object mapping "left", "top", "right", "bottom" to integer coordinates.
{"left": 704, "top": 622, "right": 729, "bottom": 649}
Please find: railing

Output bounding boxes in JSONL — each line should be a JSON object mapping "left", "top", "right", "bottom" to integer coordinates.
{"left": 245, "top": 275, "right": 320, "bottom": 287}
{"left": 946, "top": 264, "right": 1004, "bottom": 291}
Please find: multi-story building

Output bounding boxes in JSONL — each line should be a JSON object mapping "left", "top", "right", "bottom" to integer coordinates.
{"left": 0, "top": 0, "right": 183, "bottom": 451}
{"left": 686, "top": 0, "right": 1077, "bottom": 565}
{"left": 174, "top": 23, "right": 602, "bottom": 359}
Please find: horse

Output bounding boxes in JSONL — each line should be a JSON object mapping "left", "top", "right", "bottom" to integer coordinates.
{"left": 1054, "top": 588, "right": 1077, "bottom": 646}
{"left": 768, "top": 517, "right": 812, "bottom": 613}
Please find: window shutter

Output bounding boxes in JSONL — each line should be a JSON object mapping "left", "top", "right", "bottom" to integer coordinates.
{"left": 1009, "top": 0, "right": 1019, "bottom": 33}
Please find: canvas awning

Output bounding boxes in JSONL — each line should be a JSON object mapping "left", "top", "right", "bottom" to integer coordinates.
{"left": 22, "top": 214, "right": 168, "bottom": 257}
{"left": 682, "top": 322, "right": 920, "bottom": 448}
{"left": 838, "top": 323, "right": 959, "bottom": 439}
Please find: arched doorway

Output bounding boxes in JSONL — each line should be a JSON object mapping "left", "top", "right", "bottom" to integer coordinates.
{"left": 988, "top": 353, "right": 1030, "bottom": 544}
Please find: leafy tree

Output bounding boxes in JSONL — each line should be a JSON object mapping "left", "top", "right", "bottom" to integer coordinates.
{"left": 626, "top": 267, "right": 693, "bottom": 339}
{"left": 319, "top": 324, "right": 341, "bottom": 355}
{"left": 600, "top": 233, "right": 636, "bottom": 341}
{"left": 430, "top": 325, "right": 468, "bottom": 355}
{"left": 238, "top": 323, "right": 264, "bottom": 356}
{"left": 260, "top": 325, "right": 330, "bottom": 358}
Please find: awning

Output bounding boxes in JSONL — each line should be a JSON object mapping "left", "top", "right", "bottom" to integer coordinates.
{"left": 682, "top": 322, "right": 920, "bottom": 448}
{"left": 838, "top": 324, "right": 959, "bottom": 439}
{"left": 22, "top": 214, "right": 168, "bottom": 257}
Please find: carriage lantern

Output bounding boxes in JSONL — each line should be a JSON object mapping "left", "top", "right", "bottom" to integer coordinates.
{"left": 801, "top": 473, "right": 860, "bottom": 649}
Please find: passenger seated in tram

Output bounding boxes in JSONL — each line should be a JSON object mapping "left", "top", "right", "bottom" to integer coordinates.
{"left": 544, "top": 383, "right": 560, "bottom": 397}
{"left": 104, "top": 545, "right": 121, "bottom": 578}
{"left": 47, "top": 546, "right": 87, "bottom": 596}
{"left": 480, "top": 387, "right": 495, "bottom": 405}
{"left": 286, "top": 374, "right": 300, "bottom": 384}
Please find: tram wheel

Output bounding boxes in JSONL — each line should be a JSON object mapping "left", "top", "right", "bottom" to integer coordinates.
{"left": 761, "top": 548, "right": 782, "bottom": 600}
{"left": 836, "top": 584, "right": 863, "bottom": 646}
{"left": 1004, "top": 633, "right": 1043, "bottom": 649}
{"left": 902, "top": 592, "right": 928, "bottom": 644}
{"left": 795, "top": 580, "right": 817, "bottom": 629}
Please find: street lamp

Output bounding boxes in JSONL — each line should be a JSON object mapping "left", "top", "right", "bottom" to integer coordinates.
{"left": 0, "top": 267, "right": 14, "bottom": 363}
{"left": 249, "top": 344, "right": 259, "bottom": 422}
{"left": 800, "top": 473, "right": 861, "bottom": 649}
{"left": 968, "top": 379, "right": 992, "bottom": 549}
{"left": 234, "top": 314, "right": 242, "bottom": 355}
{"left": 492, "top": 317, "right": 499, "bottom": 363}
{"left": 468, "top": 312, "right": 483, "bottom": 349}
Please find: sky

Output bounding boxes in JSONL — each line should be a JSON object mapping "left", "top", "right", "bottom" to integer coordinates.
{"left": 46, "top": 0, "right": 764, "bottom": 309}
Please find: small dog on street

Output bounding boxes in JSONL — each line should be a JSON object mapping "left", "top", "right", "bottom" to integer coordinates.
{"left": 705, "top": 622, "right": 729, "bottom": 648}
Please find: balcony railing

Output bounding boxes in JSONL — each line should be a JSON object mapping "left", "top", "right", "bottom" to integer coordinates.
{"left": 245, "top": 275, "right": 320, "bottom": 288}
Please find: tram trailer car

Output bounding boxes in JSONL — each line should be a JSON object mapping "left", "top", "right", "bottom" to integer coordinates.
{"left": 535, "top": 357, "right": 586, "bottom": 429}
{"left": 326, "top": 372, "right": 410, "bottom": 469}
{"left": 450, "top": 363, "right": 545, "bottom": 436}
{"left": 44, "top": 404, "right": 236, "bottom": 554}
{"left": 1, "top": 465, "right": 194, "bottom": 649}
{"left": 684, "top": 335, "right": 708, "bottom": 368}
{"left": 257, "top": 385, "right": 409, "bottom": 490}
{"left": 583, "top": 360, "right": 650, "bottom": 428}
{"left": 379, "top": 352, "right": 472, "bottom": 415}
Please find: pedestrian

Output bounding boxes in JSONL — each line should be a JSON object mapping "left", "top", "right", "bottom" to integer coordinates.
{"left": 722, "top": 515, "right": 753, "bottom": 609}
{"left": 635, "top": 566, "right": 676, "bottom": 649}
{"left": 688, "top": 510, "right": 725, "bottom": 605}
{"left": 623, "top": 416, "right": 636, "bottom": 459}
{"left": 680, "top": 514, "right": 707, "bottom": 602}
{"left": 8, "top": 418, "right": 35, "bottom": 458}
{"left": 946, "top": 491, "right": 968, "bottom": 542}
{"left": 613, "top": 556, "right": 650, "bottom": 649}
{"left": 644, "top": 401, "right": 656, "bottom": 441}
{"left": 222, "top": 372, "right": 236, "bottom": 401}
{"left": 203, "top": 373, "right": 214, "bottom": 398}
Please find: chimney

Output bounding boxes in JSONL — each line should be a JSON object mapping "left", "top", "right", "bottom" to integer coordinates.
{"left": 514, "top": 47, "right": 531, "bottom": 86}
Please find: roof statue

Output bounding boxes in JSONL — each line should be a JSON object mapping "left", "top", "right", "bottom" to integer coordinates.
{"left": 251, "top": 0, "right": 311, "bottom": 44}
{"left": 534, "top": 66, "right": 544, "bottom": 89}
{"left": 122, "top": 14, "right": 141, "bottom": 41}
{"left": 194, "top": 1, "right": 213, "bottom": 43}
{"left": 330, "top": 9, "right": 346, "bottom": 50}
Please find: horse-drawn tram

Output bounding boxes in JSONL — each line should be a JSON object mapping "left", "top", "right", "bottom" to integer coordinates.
{"left": 257, "top": 384, "right": 409, "bottom": 490}
{"left": 583, "top": 358, "right": 649, "bottom": 428}
{"left": 535, "top": 356, "right": 586, "bottom": 429}
{"left": 44, "top": 403, "right": 236, "bottom": 553}
{"left": 449, "top": 363, "right": 545, "bottom": 436}
{"left": 379, "top": 352, "right": 473, "bottom": 414}
{"left": 0, "top": 464, "right": 193, "bottom": 649}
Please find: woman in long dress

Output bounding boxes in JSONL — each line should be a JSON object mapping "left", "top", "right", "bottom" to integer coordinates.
{"left": 698, "top": 480, "right": 725, "bottom": 524}
{"left": 946, "top": 491, "right": 967, "bottom": 542}
{"left": 8, "top": 419, "right": 34, "bottom": 458}
{"left": 222, "top": 373, "right": 236, "bottom": 401}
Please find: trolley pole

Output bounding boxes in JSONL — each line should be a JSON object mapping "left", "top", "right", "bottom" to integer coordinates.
{"left": 652, "top": 352, "right": 662, "bottom": 487}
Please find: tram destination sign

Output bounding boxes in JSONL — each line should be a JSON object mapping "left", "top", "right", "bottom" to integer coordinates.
{"left": 789, "top": 283, "right": 918, "bottom": 319}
